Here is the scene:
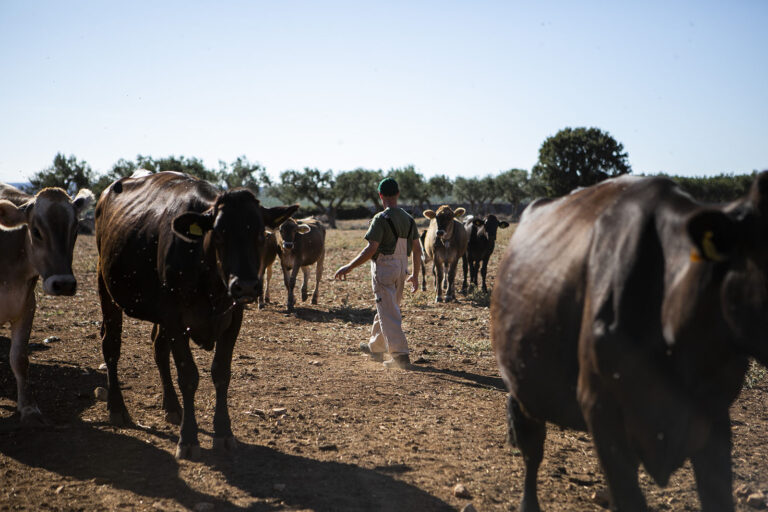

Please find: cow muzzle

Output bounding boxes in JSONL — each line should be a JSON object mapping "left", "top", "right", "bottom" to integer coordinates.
{"left": 228, "top": 276, "right": 260, "bottom": 304}
{"left": 43, "top": 274, "right": 77, "bottom": 296}
{"left": 436, "top": 230, "right": 447, "bottom": 238}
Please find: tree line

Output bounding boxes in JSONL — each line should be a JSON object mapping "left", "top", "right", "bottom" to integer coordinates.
{"left": 19, "top": 127, "right": 761, "bottom": 227}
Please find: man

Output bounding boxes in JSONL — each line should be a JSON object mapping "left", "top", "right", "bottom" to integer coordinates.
{"left": 334, "top": 177, "right": 421, "bottom": 369}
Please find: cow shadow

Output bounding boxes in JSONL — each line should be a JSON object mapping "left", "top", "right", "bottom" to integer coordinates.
{"left": 289, "top": 306, "right": 375, "bottom": 325}
{"left": 409, "top": 364, "right": 506, "bottom": 392}
{"left": 0, "top": 339, "right": 231, "bottom": 510}
{"left": 203, "top": 440, "right": 453, "bottom": 511}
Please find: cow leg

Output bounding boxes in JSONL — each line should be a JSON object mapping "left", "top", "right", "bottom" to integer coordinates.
{"left": 301, "top": 265, "right": 310, "bottom": 302}
{"left": 170, "top": 332, "right": 200, "bottom": 460}
{"left": 284, "top": 265, "right": 299, "bottom": 312}
{"left": 421, "top": 262, "right": 427, "bottom": 291}
{"left": 10, "top": 283, "right": 45, "bottom": 426}
{"left": 433, "top": 260, "right": 444, "bottom": 302}
{"left": 691, "top": 414, "right": 734, "bottom": 512}
{"left": 461, "top": 254, "right": 468, "bottom": 294}
{"left": 152, "top": 324, "right": 181, "bottom": 425}
{"left": 507, "top": 394, "right": 545, "bottom": 512}
{"left": 445, "top": 259, "right": 459, "bottom": 301}
{"left": 480, "top": 256, "right": 490, "bottom": 293}
{"left": 584, "top": 393, "right": 647, "bottom": 511}
{"left": 264, "top": 263, "right": 272, "bottom": 304}
{"left": 312, "top": 251, "right": 324, "bottom": 305}
{"left": 211, "top": 306, "right": 243, "bottom": 453}
{"left": 98, "top": 273, "right": 131, "bottom": 426}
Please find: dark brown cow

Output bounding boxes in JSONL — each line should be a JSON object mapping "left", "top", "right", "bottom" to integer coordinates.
{"left": 257, "top": 229, "right": 279, "bottom": 309}
{"left": 95, "top": 171, "right": 297, "bottom": 459}
{"left": 461, "top": 214, "right": 510, "bottom": 293}
{"left": 422, "top": 206, "right": 468, "bottom": 302}
{"left": 0, "top": 184, "right": 93, "bottom": 424}
{"left": 275, "top": 217, "right": 326, "bottom": 312}
{"left": 492, "top": 174, "right": 768, "bottom": 511}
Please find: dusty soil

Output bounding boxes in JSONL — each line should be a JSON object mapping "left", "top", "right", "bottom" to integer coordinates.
{"left": 1, "top": 219, "right": 767, "bottom": 511}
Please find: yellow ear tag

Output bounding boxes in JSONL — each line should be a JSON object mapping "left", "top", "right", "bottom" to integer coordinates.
{"left": 701, "top": 230, "right": 726, "bottom": 262}
{"left": 690, "top": 248, "right": 703, "bottom": 262}
{"left": 189, "top": 223, "right": 203, "bottom": 237}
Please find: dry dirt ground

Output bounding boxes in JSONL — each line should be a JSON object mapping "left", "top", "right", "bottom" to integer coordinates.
{"left": 1, "top": 219, "right": 767, "bottom": 512}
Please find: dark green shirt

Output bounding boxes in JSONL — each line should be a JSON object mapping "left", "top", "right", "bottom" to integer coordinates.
{"left": 365, "top": 207, "right": 419, "bottom": 256}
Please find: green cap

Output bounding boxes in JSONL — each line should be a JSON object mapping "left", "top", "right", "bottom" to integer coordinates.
{"left": 378, "top": 177, "right": 399, "bottom": 196}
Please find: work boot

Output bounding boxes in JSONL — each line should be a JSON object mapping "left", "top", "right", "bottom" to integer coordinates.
{"left": 359, "top": 342, "right": 384, "bottom": 362}
{"left": 383, "top": 354, "right": 411, "bottom": 370}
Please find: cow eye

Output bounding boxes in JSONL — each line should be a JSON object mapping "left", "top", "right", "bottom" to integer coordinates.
{"left": 31, "top": 227, "right": 42, "bottom": 240}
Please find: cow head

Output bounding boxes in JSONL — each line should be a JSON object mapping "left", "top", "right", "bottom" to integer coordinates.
{"left": 171, "top": 189, "right": 298, "bottom": 304}
{"left": 277, "top": 218, "right": 312, "bottom": 252}
{"left": 472, "top": 214, "right": 510, "bottom": 243}
{"left": 685, "top": 171, "right": 768, "bottom": 365}
{"left": 0, "top": 187, "right": 94, "bottom": 296}
{"left": 424, "top": 205, "right": 466, "bottom": 241}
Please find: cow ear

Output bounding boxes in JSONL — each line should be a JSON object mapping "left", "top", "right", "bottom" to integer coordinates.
{"left": 262, "top": 204, "right": 300, "bottom": 229}
{"left": 172, "top": 212, "right": 214, "bottom": 242}
{"left": 0, "top": 200, "right": 28, "bottom": 229}
{"left": 297, "top": 224, "right": 311, "bottom": 234}
{"left": 686, "top": 210, "right": 739, "bottom": 262}
{"left": 454, "top": 207, "right": 466, "bottom": 218}
{"left": 73, "top": 189, "right": 95, "bottom": 216}
{"left": 499, "top": 221, "right": 510, "bottom": 228}
{"left": 423, "top": 210, "right": 436, "bottom": 219}
{"left": 473, "top": 218, "right": 484, "bottom": 227}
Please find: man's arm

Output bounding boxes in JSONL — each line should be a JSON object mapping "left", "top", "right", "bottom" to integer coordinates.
{"left": 405, "top": 238, "right": 421, "bottom": 292}
{"left": 334, "top": 240, "right": 380, "bottom": 280}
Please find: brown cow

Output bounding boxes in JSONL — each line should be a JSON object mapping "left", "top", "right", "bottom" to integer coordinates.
{"left": 257, "top": 229, "right": 279, "bottom": 309}
{"left": 492, "top": 174, "right": 768, "bottom": 511}
{"left": 95, "top": 171, "right": 297, "bottom": 459}
{"left": 0, "top": 183, "right": 93, "bottom": 424}
{"left": 275, "top": 217, "right": 326, "bottom": 312}
{"left": 422, "top": 206, "right": 468, "bottom": 302}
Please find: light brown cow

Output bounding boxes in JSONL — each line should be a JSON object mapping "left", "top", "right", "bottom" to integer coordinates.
{"left": 0, "top": 183, "right": 93, "bottom": 424}
{"left": 275, "top": 217, "right": 326, "bottom": 312}
{"left": 422, "top": 205, "right": 468, "bottom": 302}
{"left": 257, "top": 230, "right": 279, "bottom": 309}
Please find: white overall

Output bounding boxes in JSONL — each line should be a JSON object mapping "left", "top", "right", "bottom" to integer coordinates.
{"left": 368, "top": 236, "right": 409, "bottom": 355}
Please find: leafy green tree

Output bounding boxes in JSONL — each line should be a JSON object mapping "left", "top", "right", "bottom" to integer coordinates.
{"left": 496, "top": 168, "right": 529, "bottom": 217}
{"left": 390, "top": 165, "right": 430, "bottom": 212}
{"left": 335, "top": 168, "right": 383, "bottom": 211}
{"left": 453, "top": 175, "right": 497, "bottom": 214}
{"left": 532, "top": 127, "right": 631, "bottom": 197}
{"left": 270, "top": 168, "right": 349, "bottom": 228}
{"left": 28, "top": 153, "right": 97, "bottom": 195}
{"left": 218, "top": 156, "right": 269, "bottom": 193}
{"left": 427, "top": 174, "right": 453, "bottom": 203}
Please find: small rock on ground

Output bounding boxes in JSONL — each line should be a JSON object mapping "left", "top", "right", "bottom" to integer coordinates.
{"left": 461, "top": 504, "right": 477, "bottom": 512}
{"left": 746, "top": 492, "right": 767, "bottom": 509}
{"left": 453, "top": 483, "right": 472, "bottom": 499}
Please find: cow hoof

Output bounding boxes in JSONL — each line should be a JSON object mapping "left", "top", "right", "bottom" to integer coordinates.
{"left": 301, "top": 291, "right": 309, "bottom": 302}
{"left": 212, "top": 435, "right": 238, "bottom": 452}
{"left": 175, "top": 443, "right": 201, "bottom": 460}
{"left": 20, "top": 407, "right": 48, "bottom": 427}
{"left": 258, "top": 302, "right": 265, "bottom": 310}
{"left": 311, "top": 297, "right": 318, "bottom": 305}
{"left": 109, "top": 409, "right": 133, "bottom": 426}
{"left": 435, "top": 296, "right": 443, "bottom": 303}
{"left": 165, "top": 411, "right": 181, "bottom": 425}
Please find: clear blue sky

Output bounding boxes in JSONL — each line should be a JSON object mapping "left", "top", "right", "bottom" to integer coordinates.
{"left": 1, "top": 1, "right": 766, "bottom": 183}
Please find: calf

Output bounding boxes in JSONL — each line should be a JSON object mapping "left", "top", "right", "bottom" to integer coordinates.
{"left": 95, "top": 171, "right": 297, "bottom": 459}
{"left": 461, "top": 214, "right": 509, "bottom": 293}
{"left": 0, "top": 184, "right": 93, "bottom": 424}
{"left": 492, "top": 174, "right": 768, "bottom": 511}
{"left": 257, "top": 230, "right": 279, "bottom": 309}
{"left": 275, "top": 217, "right": 326, "bottom": 312}
{"left": 422, "top": 206, "right": 468, "bottom": 302}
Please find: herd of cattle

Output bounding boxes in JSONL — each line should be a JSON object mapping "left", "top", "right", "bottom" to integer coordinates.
{"left": 1, "top": 169, "right": 767, "bottom": 510}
